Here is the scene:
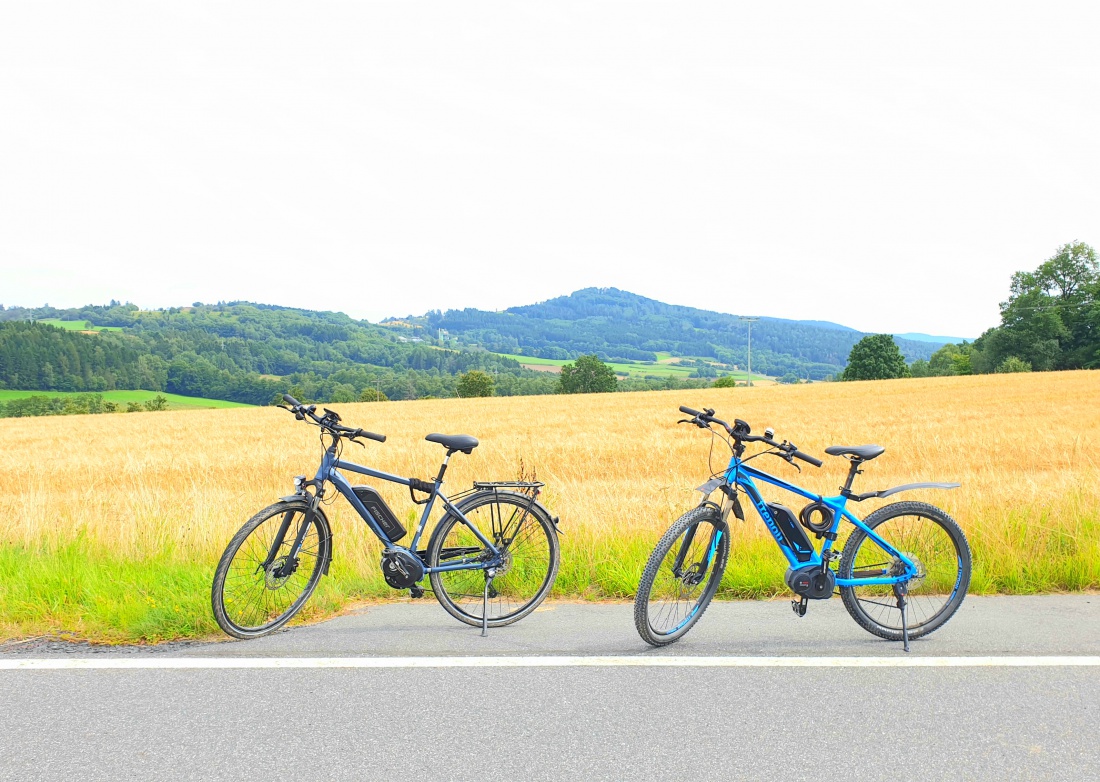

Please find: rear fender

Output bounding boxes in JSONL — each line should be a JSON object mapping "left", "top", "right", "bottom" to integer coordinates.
{"left": 852, "top": 482, "right": 960, "bottom": 502}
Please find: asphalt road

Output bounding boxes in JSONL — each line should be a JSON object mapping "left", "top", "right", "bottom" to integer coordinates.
{"left": 2, "top": 595, "right": 1099, "bottom": 781}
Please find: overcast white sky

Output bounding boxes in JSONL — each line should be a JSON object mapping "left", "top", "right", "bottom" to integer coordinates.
{"left": 2, "top": 2, "right": 1097, "bottom": 338}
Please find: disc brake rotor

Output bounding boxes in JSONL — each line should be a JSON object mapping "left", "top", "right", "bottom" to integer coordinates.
{"left": 892, "top": 551, "right": 926, "bottom": 591}
{"left": 265, "top": 557, "right": 294, "bottom": 589}
{"left": 681, "top": 562, "right": 705, "bottom": 587}
{"left": 493, "top": 549, "right": 514, "bottom": 578}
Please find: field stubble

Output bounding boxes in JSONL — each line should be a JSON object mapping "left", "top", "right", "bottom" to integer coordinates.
{"left": 1, "top": 371, "right": 1097, "bottom": 642}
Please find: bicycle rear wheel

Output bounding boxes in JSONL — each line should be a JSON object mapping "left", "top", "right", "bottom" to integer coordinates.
{"left": 211, "top": 500, "right": 330, "bottom": 639}
{"left": 634, "top": 505, "right": 729, "bottom": 646}
{"left": 839, "top": 501, "right": 971, "bottom": 642}
{"left": 427, "top": 490, "right": 559, "bottom": 628}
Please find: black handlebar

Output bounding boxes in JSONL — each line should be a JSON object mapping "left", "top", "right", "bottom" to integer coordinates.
{"left": 791, "top": 449, "right": 823, "bottom": 468}
{"left": 280, "top": 395, "right": 386, "bottom": 443}
{"left": 678, "top": 404, "right": 821, "bottom": 468}
{"left": 349, "top": 427, "right": 387, "bottom": 443}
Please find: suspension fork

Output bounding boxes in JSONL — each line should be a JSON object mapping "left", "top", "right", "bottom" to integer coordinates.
{"left": 271, "top": 495, "right": 320, "bottom": 578}
{"left": 262, "top": 509, "right": 296, "bottom": 569}
{"left": 670, "top": 523, "right": 700, "bottom": 577}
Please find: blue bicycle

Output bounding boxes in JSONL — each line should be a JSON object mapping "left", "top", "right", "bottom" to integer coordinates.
{"left": 634, "top": 406, "right": 971, "bottom": 651}
{"left": 212, "top": 395, "right": 560, "bottom": 639}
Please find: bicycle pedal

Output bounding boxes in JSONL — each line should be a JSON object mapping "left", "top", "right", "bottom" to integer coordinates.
{"left": 409, "top": 585, "right": 425, "bottom": 599}
{"left": 791, "top": 599, "right": 808, "bottom": 618}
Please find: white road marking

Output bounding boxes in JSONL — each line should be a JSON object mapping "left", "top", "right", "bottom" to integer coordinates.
{"left": 2, "top": 655, "right": 1099, "bottom": 671}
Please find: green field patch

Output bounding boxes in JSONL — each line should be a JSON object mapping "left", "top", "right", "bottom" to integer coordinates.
{"left": 494, "top": 352, "right": 767, "bottom": 381}
{"left": 0, "top": 390, "right": 251, "bottom": 410}
{"left": 36, "top": 319, "right": 122, "bottom": 332}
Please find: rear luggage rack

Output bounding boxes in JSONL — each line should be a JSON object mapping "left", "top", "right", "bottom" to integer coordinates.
{"left": 472, "top": 480, "right": 544, "bottom": 491}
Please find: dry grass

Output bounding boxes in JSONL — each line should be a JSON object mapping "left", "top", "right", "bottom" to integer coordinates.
{"left": 1, "top": 370, "right": 1098, "bottom": 641}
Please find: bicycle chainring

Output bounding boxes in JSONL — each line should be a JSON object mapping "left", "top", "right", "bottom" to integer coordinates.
{"left": 381, "top": 550, "right": 425, "bottom": 589}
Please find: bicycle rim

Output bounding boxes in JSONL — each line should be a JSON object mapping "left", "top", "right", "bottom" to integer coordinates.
{"left": 642, "top": 512, "right": 728, "bottom": 639}
{"left": 218, "top": 506, "right": 326, "bottom": 635}
{"left": 431, "top": 495, "right": 557, "bottom": 623}
{"left": 843, "top": 509, "right": 966, "bottom": 633}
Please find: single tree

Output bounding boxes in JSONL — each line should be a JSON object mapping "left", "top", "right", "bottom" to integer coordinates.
{"left": 558, "top": 354, "right": 618, "bottom": 394}
{"left": 841, "top": 334, "right": 910, "bottom": 381}
{"left": 996, "top": 356, "right": 1032, "bottom": 373}
{"left": 713, "top": 375, "right": 738, "bottom": 388}
{"left": 143, "top": 394, "right": 169, "bottom": 411}
{"left": 359, "top": 387, "right": 389, "bottom": 402}
{"left": 456, "top": 370, "right": 495, "bottom": 398}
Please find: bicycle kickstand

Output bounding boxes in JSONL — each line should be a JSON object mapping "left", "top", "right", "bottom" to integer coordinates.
{"left": 897, "top": 584, "right": 910, "bottom": 653}
{"left": 481, "top": 568, "right": 497, "bottom": 638}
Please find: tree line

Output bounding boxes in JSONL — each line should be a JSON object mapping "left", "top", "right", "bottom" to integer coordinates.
{"left": 0, "top": 393, "right": 170, "bottom": 418}
{"left": 841, "top": 242, "right": 1098, "bottom": 380}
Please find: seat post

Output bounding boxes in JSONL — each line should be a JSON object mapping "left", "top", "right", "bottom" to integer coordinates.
{"left": 434, "top": 452, "right": 452, "bottom": 484}
{"left": 841, "top": 458, "right": 864, "bottom": 497}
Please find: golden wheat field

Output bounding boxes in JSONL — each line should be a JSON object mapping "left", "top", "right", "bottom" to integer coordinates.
{"left": 1, "top": 370, "right": 1098, "bottom": 641}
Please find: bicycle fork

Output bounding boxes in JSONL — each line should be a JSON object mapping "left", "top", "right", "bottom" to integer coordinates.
{"left": 264, "top": 498, "right": 319, "bottom": 579}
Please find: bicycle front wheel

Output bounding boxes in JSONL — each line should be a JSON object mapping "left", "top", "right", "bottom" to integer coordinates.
{"left": 839, "top": 501, "right": 971, "bottom": 642}
{"left": 427, "top": 491, "right": 560, "bottom": 628}
{"left": 634, "top": 505, "right": 729, "bottom": 646}
{"left": 211, "top": 500, "right": 330, "bottom": 639}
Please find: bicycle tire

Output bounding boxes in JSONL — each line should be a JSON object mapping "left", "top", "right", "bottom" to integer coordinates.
{"left": 839, "top": 500, "right": 971, "bottom": 642}
{"left": 427, "top": 490, "right": 560, "bottom": 628}
{"left": 211, "top": 500, "right": 331, "bottom": 640}
{"left": 634, "top": 505, "right": 729, "bottom": 647}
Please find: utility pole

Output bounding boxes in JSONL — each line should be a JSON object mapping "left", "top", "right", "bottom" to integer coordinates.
{"left": 739, "top": 316, "right": 759, "bottom": 386}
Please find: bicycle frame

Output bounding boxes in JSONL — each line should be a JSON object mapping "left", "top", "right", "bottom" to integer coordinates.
{"left": 722, "top": 456, "right": 918, "bottom": 587}
{"left": 298, "top": 444, "right": 504, "bottom": 574}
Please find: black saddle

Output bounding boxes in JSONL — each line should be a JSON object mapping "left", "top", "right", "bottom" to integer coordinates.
{"left": 824, "top": 445, "right": 885, "bottom": 461}
{"left": 425, "top": 433, "right": 479, "bottom": 454}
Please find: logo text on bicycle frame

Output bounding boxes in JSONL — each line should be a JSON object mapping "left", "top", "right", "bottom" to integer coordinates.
{"left": 752, "top": 496, "right": 786, "bottom": 547}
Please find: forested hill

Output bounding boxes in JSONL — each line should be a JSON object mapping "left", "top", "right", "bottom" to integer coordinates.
{"left": 421, "top": 288, "right": 940, "bottom": 380}
{"left": 0, "top": 302, "right": 555, "bottom": 404}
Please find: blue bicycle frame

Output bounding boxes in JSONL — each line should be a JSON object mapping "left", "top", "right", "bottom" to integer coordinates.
{"left": 723, "top": 456, "right": 917, "bottom": 586}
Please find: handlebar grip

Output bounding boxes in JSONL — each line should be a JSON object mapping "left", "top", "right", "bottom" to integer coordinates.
{"left": 792, "top": 449, "right": 823, "bottom": 468}
{"left": 679, "top": 405, "right": 702, "bottom": 417}
{"left": 358, "top": 429, "right": 387, "bottom": 443}
{"left": 283, "top": 393, "right": 301, "bottom": 407}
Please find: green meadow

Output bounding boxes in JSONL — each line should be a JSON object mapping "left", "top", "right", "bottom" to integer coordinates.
{"left": 0, "top": 389, "right": 251, "bottom": 410}
{"left": 494, "top": 351, "right": 768, "bottom": 382}
{"left": 35, "top": 319, "right": 122, "bottom": 332}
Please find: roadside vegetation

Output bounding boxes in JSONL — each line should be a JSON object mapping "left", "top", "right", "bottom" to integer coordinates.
{"left": 1, "top": 370, "right": 1097, "bottom": 643}
{"left": 0, "top": 390, "right": 251, "bottom": 418}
